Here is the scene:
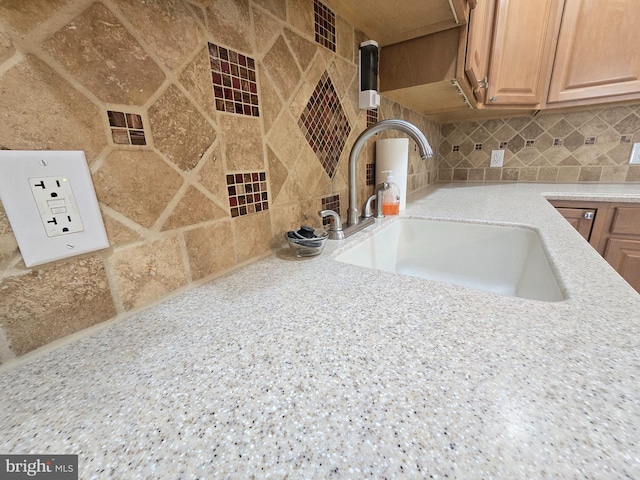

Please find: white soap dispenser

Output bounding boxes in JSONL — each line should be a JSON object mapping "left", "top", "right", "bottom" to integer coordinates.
{"left": 381, "top": 170, "right": 400, "bottom": 216}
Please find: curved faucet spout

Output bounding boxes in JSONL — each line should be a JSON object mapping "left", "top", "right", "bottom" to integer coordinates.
{"left": 348, "top": 119, "right": 433, "bottom": 225}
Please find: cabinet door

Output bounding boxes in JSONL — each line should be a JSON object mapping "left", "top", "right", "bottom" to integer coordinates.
{"left": 548, "top": 0, "right": 640, "bottom": 104}
{"left": 485, "top": 0, "right": 563, "bottom": 105}
{"left": 555, "top": 207, "right": 596, "bottom": 241}
{"left": 465, "top": 0, "right": 496, "bottom": 102}
{"left": 604, "top": 238, "right": 640, "bottom": 293}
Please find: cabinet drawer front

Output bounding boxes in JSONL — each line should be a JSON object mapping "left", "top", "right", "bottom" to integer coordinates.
{"left": 610, "top": 207, "right": 640, "bottom": 236}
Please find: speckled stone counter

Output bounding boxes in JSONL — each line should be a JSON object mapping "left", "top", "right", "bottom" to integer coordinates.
{"left": 1, "top": 183, "right": 640, "bottom": 479}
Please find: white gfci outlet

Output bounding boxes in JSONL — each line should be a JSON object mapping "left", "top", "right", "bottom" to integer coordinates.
{"left": 629, "top": 142, "right": 640, "bottom": 164}
{"left": 490, "top": 149, "right": 504, "bottom": 167}
{"left": 29, "top": 176, "right": 84, "bottom": 237}
{"left": 0, "top": 151, "right": 109, "bottom": 267}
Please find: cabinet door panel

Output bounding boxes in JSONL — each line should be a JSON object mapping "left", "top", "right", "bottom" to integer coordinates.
{"left": 604, "top": 238, "right": 640, "bottom": 293}
{"left": 485, "top": 0, "right": 563, "bottom": 105}
{"left": 609, "top": 207, "right": 640, "bottom": 236}
{"left": 548, "top": 0, "right": 640, "bottom": 103}
{"left": 465, "top": 0, "right": 495, "bottom": 102}
{"left": 555, "top": 207, "right": 595, "bottom": 240}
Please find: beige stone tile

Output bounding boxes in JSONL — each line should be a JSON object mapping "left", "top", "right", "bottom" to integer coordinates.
{"left": 253, "top": 0, "right": 286, "bottom": 19}
{"left": 453, "top": 168, "right": 468, "bottom": 181}
{"left": 270, "top": 202, "right": 303, "bottom": 244}
{"left": 111, "top": 0, "right": 202, "bottom": 71}
{"left": 258, "top": 66, "right": 284, "bottom": 135}
{"left": 0, "top": 202, "right": 19, "bottom": 269}
{"left": 557, "top": 166, "right": 580, "bottom": 182}
{"left": 292, "top": 147, "right": 325, "bottom": 199}
{"left": 601, "top": 166, "right": 629, "bottom": 183}
{"left": 235, "top": 211, "right": 272, "bottom": 262}
{"left": 253, "top": 7, "right": 282, "bottom": 56}
{"left": 438, "top": 168, "right": 453, "bottom": 182}
{"left": 537, "top": 167, "right": 559, "bottom": 182}
{"left": 179, "top": 46, "right": 217, "bottom": 120}
{"left": 0, "top": 256, "right": 115, "bottom": 356}
{"left": 578, "top": 166, "right": 602, "bottom": 182}
{"left": 289, "top": 55, "right": 327, "bottom": 120}
{"left": 0, "top": 30, "right": 14, "bottom": 64}
{"left": 184, "top": 220, "right": 236, "bottom": 280}
{"left": 42, "top": 3, "right": 165, "bottom": 105}
{"left": 284, "top": 28, "right": 318, "bottom": 72}
{"left": 626, "top": 166, "right": 640, "bottom": 182}
{"left": 0, "top": 0, "right": 69, "bottom": 33}
{"left": 262, "top": 35, "right": 301, "bottom": 102}
{"left": 112, "top": 237, "right": 188, "bottom": 310}
{"left": 468, "top": 168, "right": 484, "bottom": 181}
{"left": 328, "top": 57, "right": 356, "bottom": 99}
{"left": 196, "top": 142, "right": 226, "bottom": 202}
{"left": 149, "top": 84, "right": 217, "bottom": 171}
{"left": 219, "top": 114, "right": 264, "bottom": 171}
{"left": 267, "top": 146, "right": 289, "bottom": 203}
{"left": 608, "top": 143, "right": 634, "bottom": 165}
{"left": 267, "top": 111, "right": 306, "bottom": 169}
{"left": 519, "top": 167, "right": 539, "bottom": 182}
{"left": 103, "top": 215, "right": 143, "bottom": 247}
{"left": 336, "top": 15, "right": 353, "bottom": 61}
{"left": 0, "top": 55, "right": 107, "bottom": 160}
{"left": 94, "top": 150, "right": 183, "bottom": 228}
{"left": 204, "top": 0, "right": 253, "bottom": 53}
{"left": 162, "top": 186, "right": 228, "bottom": 231}
{"left": 501, "top": 168, "right": 519, "bottom": 182}
{"left": 288, "top": 0, "right": 314, "bottom": 36}
{"left": 599, "top": 105, "right": 632, "bottom": 125}
{"left": 484, "top": 168, "right": 501, "bottom": 182}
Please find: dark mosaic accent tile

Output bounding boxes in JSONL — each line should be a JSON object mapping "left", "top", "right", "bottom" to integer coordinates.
{"left": 525, "top": 140, "right": 535, "bottom": 147}
{"left": 366, "top": 163, "right": 375, "bottom": 185}
{"left": 452, "top": 145, "right": 460, "bottom": 152}
{"left": 209, "top": 42, "right": 259, "bottom": 117}
{"left": 108, "top": 110, "right": 146, "bottom": 145}
{"left": 314, "top": 0, "right": 336, "bottom": 52}
{"left": 621, "top": 135, "right": 633, "bottom": 143}
{"left": 366, "top": 109, "right": 378, "bottom": 127}
{"left": 553, "top": 138, "right": 564, "bottom": 146}
{"left": 474, "top": 143, "right": 483, "bottom": 150}
{"left": 227, "top": 171, "right": 268, "bottom": 217}
{"left": 321, "top": 194, "right": 340, "bottom": 226}
{"left": 498, "top": 141, "right": 508, "bottom": 149}
{"left": 298, "top": 71, "right": 351, "bottom": 178}
{"left": 584, "top": 136, "right": 596, "bottom": 145}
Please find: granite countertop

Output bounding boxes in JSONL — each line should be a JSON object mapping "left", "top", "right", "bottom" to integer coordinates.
{"left": 1, "top": 183, "right": 640, "bottom": 478}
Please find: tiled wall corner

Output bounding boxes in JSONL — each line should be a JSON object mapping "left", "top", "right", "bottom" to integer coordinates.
{"left": 439, "top": 104, "right": 640, "bottom": 183}
{"left": 0, "top": 0, "right": 439, "bottom": 360}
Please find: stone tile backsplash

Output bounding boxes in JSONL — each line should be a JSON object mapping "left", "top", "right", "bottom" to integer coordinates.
{"left": 0, "top": 0, "right": 438, "bottom": 360}
{"left": 439, "top": 104, "right": 640, "bottom": 183}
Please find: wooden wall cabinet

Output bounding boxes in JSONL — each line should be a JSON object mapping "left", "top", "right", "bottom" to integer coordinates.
{"left": 551, "top": 200, "right": 640, "bottom": 294}
{"left": 547, "top": 0, "right": 640, "bottom": 106}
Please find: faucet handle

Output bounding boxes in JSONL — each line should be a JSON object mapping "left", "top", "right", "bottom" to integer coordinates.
{"left": 363, "top": 194, "right": 377, "bottom": 218}
{"left": 318, "top": 209, "right": 345, "bottom": 240}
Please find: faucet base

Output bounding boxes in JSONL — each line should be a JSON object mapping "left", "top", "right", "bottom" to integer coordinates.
{"left": 342, "top": 216, "right": 375, "bottom": 238}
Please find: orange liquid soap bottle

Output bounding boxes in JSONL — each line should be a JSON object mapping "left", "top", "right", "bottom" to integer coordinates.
{"left": 381, "top": 171, "right": 400, "bottom": 216}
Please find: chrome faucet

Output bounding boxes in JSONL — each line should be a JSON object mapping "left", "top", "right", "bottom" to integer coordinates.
{"left": 318, "top": 119, "right": 433, "bottom": 239}
{"left": 348, "top": 119, "right": 433, "bottom": 226}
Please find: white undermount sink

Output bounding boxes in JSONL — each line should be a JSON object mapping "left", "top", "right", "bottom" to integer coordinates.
{"left": 335, "top": 218, "right": 564, "bottom": 302}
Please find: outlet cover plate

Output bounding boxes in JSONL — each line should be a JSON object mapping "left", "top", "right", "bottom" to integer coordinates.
{"left": 490, "top": 149, "right": 504, "bottom": 167}
{"left": 0, "top": 150, "right": 109, "bottom": 267}
{"left": 629, "top": 142, "right": 640, "bottom": 164}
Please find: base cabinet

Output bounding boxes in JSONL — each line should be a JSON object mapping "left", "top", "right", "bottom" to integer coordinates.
{"left": 550, "top": 200, "right": 640, "bottom": 294}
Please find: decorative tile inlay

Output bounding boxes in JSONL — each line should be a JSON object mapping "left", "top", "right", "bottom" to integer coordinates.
{"left": 553, "top": 138, "right": 564, "bottom": 146}
{"left": 298, "top": 71, "right": 351, "bottom": 178}
{"left": 321, "top": 194, "right": 340, "bottom": 226}
{"left": 474, "top": 143, "right": 483, "bottom": 150}
{"left": 366, "top": 163, "right": 375, "bottom": 185}
{"left": 208, "top": 42, "right": 259, "bottom": 117}
{"left": 366, "top": 109, "right": 378, "bottom": 127}
{"left": 108, "top": 110, "right": 146, "bottom": 145}
{"left": 452, "top": 145, "right": 460, "bottom": 152}
{"left": 585, "top": 136, "right": 597, "bottom": 145}
{"left": 314, "top": 0, "right": 336, "bottom": 52}
{"left": 499, "top": 141, "right": 509, "bottom": 149}
{"left": 620, "top": 135, "right": 633, "bottom": 143}
{"left": 525, "top": 140, "right": 535, "bottom": 147}
{"left": 226, "top": 172, "right": 268, "bottom": 217}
